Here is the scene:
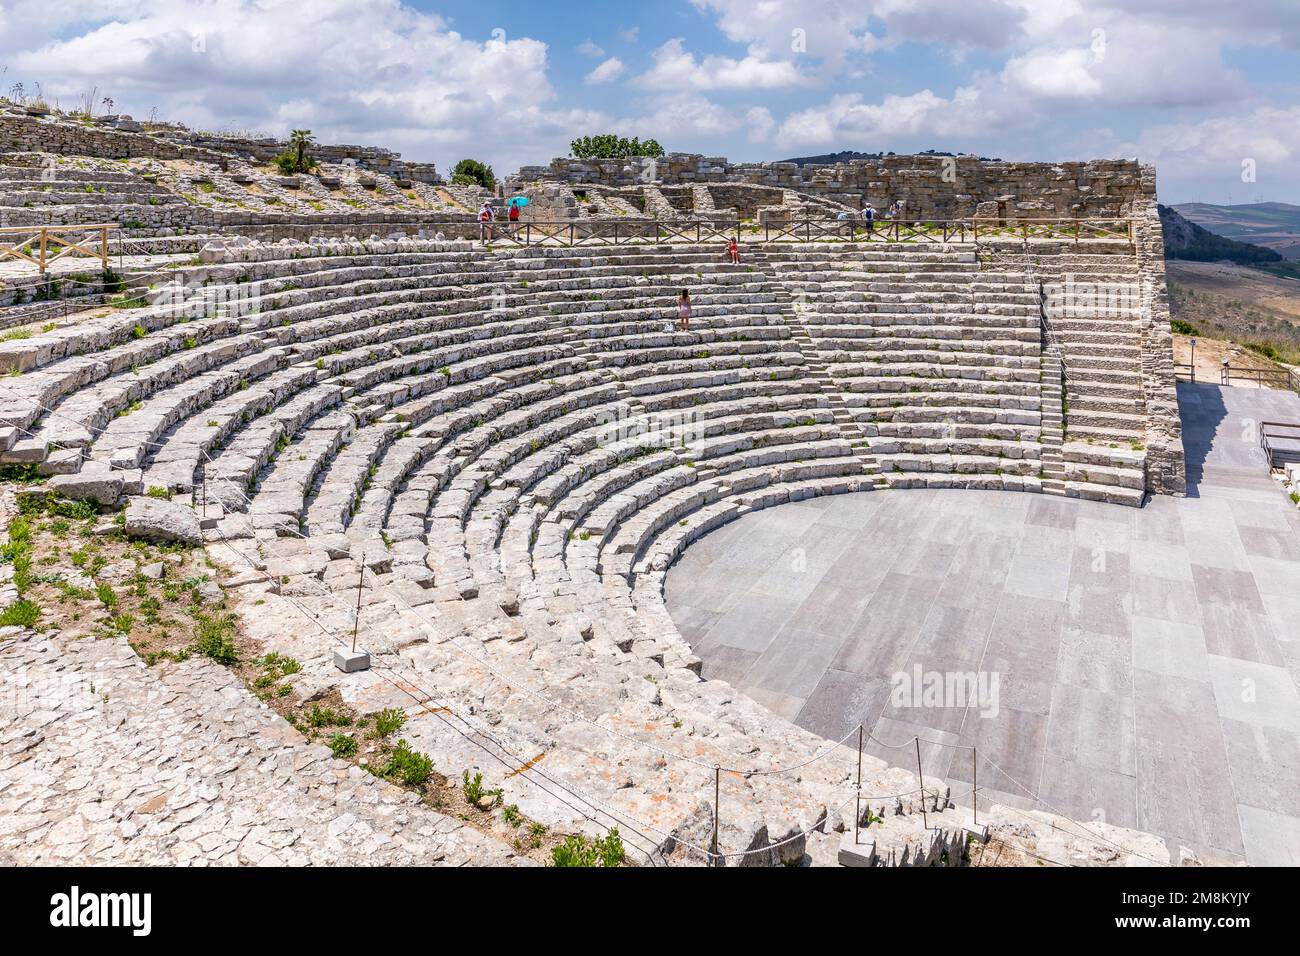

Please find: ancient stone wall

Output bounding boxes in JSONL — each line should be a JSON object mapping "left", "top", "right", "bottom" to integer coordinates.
{"left": 0, "top": 201, "right": 476, "bottom": 233}
{"left": 512, "top": 153, "right": 1150, "bottom": 221}
{"left": 148, "top": 130, "right": 441, "bottom": 183}
{"left": 0, "top": 113, "right": 222, "bottom": 163}
{"left": 1132, "top": 193, "right": 1187, "bottom": 495}
{"left": 0, "top": 112, "right": 439, "bottom": 182}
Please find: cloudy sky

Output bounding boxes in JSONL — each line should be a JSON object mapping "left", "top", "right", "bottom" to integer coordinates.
{"left": 3, "top": 0, "right": 1300, "bottom": 204}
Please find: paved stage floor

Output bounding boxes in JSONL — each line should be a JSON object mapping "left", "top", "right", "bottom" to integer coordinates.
{"left": 666, "top": 382, "right": 1300, "bottom": 865}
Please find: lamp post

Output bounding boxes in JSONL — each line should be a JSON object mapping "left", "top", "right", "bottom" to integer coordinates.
{"left": 1190, "top": 337, "right": 1196, "bottom": 382}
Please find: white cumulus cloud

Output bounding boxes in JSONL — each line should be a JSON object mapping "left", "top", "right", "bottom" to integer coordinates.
{"left": 636, "top": 38, "right": 808, "bottom": 91}
{"left": 584, "top": 57, "right": 626, "bottom": 85}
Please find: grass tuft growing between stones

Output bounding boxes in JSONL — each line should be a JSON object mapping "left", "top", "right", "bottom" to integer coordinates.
{"left": 551, "top": 829, "right": 625, "bottom": 868}
{"left": 192, "top": 611, "right": 240, "bottom": 664}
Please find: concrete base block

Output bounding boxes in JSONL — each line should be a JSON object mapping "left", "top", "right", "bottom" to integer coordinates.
{"left": 199, "top": 503, "right": 225, "bottom": 530}
{"left": 838, "top": 832, "right": 877, "bottom": 867}
{"left": 333, "top": 648, "right": 371, "bottom": 673}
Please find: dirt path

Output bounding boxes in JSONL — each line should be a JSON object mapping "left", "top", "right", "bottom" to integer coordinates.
{"left": 1172, "top": 333, "right": 1295, "bottom": 388}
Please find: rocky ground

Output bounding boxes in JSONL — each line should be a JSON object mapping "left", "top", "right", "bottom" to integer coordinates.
{"left": 0, "top": 483, "right": 574, "bottom": 866}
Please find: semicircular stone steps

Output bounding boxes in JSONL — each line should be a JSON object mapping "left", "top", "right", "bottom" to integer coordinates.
{"left": 0, "top": 234, "right": 1172, "bottom": 863}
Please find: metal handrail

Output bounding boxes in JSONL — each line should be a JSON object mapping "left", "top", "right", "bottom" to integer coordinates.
{"left": 1221, "top": 364, "right": 1300, "bottom": 394}
{"left": 1261, "top": 419, "right": 1300, "bottom": 468}
{"left": 478, "top": 217, "right": 1134, "bottom": 248}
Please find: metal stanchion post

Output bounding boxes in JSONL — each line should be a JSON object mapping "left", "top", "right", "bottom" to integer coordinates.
{"left": 915, "top": 737, "right": 927, "bottom": 831}
{"left": 334, "top": 552, "right": 371, "bottom": 672}
{"left": 352, "top": 552, "right": 365, "bottom": 654}
{"left": 855, "top": 724, "right": 864, "bottom": 844}
{"left": 712, "top": 766, "right": 721, "bottom": 864}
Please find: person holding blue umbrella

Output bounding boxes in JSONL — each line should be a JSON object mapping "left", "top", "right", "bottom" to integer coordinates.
{"left": 506, "top": 195, "right": 529, "bottom": 235}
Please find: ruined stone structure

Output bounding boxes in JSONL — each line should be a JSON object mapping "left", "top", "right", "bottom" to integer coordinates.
{"left": 513, "top": 152, "right": 1148, "bottom": 221}
{"left": 0, "top": 108, "right": 440, "bottom": 183}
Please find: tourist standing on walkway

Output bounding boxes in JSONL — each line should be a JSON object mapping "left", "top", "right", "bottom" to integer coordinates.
{"left": 507, "top": 199, "right": 521, "bottom": 234}
{"left": 862, "top": 202, "right": 876, "bottom": 237}
{"left": 887, "top": 201, "right": 900, "bottom": 221}
{"left": 478, "top": 202, "right": 495, "bottom": 241}
{"left": 678, "top": 289, "right": 692, "bottom": 332}
{"left": 728, "top": 238, "right": 740, "bottom": 263}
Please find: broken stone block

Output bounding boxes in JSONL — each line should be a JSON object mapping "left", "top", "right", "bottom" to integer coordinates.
{"left": 123, "top": 495, "right": 203, "bottom": 546}
{"left": 49, "top": 470, "right": 124, "bottom": 506}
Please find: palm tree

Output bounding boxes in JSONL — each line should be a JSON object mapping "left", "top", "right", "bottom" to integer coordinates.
{"left": 289, "top": 129, "right": 315, "bottom": 172}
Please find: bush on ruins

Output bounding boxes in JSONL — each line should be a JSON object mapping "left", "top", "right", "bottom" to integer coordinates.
{"left": 451, "top": 158, "right": 496, "bottom": 189}
{"left": 569, "top": 133, "right": 665, "bottom": 160}
{"left": 273, "top": 128, "right": 319, "bottom": 175}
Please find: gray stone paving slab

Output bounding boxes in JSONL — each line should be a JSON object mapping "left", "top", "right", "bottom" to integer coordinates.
{"left": 1132, "top": 617, "right": 1212, "bottom": 683}
{"left": 794, "top": 669, "right": 891, "bottom": 742}
{"left": 667, "top": 382, "right": 1300, "bottom": 864}
{"left": 1220, "top": 718, "right": 1300, "bottom": 817}
{"left": 1005, "top": 552, "right": 1071, "bottom": 601}
{"left": 1037, "top": 753, "right": 1138, "bottom": 830}
{"left": 1238, "top": 805, "right": 1300, "bottom": 867}
{"left": 1207, "top": 655, "right": 1300, "bottom": 732}
{"left": 1058, "top": 626, "right": 1133, "bottom": 696}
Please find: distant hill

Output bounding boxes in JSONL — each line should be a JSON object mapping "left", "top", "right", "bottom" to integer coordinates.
{"left": 1159, "top": 204, "right": 1283, "bottom": 265}
{"left": 1172, "top": 201, "right": 1300, "bottom": 260}
{"left": 779, "top": 148, "right": 1002, "bottom": 166}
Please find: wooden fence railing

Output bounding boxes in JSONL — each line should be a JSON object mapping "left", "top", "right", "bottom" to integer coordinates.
{"left": 0, "top": 224, "right": 119, "bottom": 273}
{"left": 480, "top": 217, "right": 1134, "bottom": 247}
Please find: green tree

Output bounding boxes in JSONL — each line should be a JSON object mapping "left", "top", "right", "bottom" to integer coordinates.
{"left": 570, "top": 134, "right": 665, "bottom": 160}
{"left": 273, "top": 129, "right": 318, "bottom": 175}
{"left": 290, "top": 129, "right": 315, "bottom": 170}
{"left": 451, "top": 158, "right": 495, "bottom": 189}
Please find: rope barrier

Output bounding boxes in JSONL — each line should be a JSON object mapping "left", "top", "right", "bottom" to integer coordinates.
{"left": 0, "top": 393, "right": 1170, "bottom": 866}
{"left": 0, "top": 405, "right": 691, "bottom": 863}
{"left": 0, "top": 383, "right": 865, "bottom": 779}
{"left": 0, "top": 371, "right": 1170, "bottom": 858}
{"left": 0, "top": 392, "right": 868, "bottom": 862}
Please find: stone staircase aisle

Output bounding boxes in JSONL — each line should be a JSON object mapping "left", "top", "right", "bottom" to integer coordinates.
{"left": 1039, "top": 340, "right": 1067, "bottom": 495}
{"left": 1046, "top": 265, "right": 1149, "bottom": 507}
{"left": 773, "top": 284, "right": 887, "bottom": 487}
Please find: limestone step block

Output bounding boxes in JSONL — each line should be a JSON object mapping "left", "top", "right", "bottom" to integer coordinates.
{"left": 48, "top": 464, "right": 140, "bottom": 505}
{"left": 1065, "top": 394, "right": 1144, "bottom": 416}
{"left": 1063, "top": 460, "right": 1145, "bottom": 490}
{"left": 873, "top": 449, "right": 1040, "bottom": 475}
{"left": 0, "top": 437, "right": 48, "bottom": 464}
{"left": 1062, "top": 440, "right": 1145, "bottom": 467}
{"left": 1064, "top": 408, "right": 1147, "bottom": 435}
{"left": 1063, "top": 480, "right": 1144, "bottom": 507}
